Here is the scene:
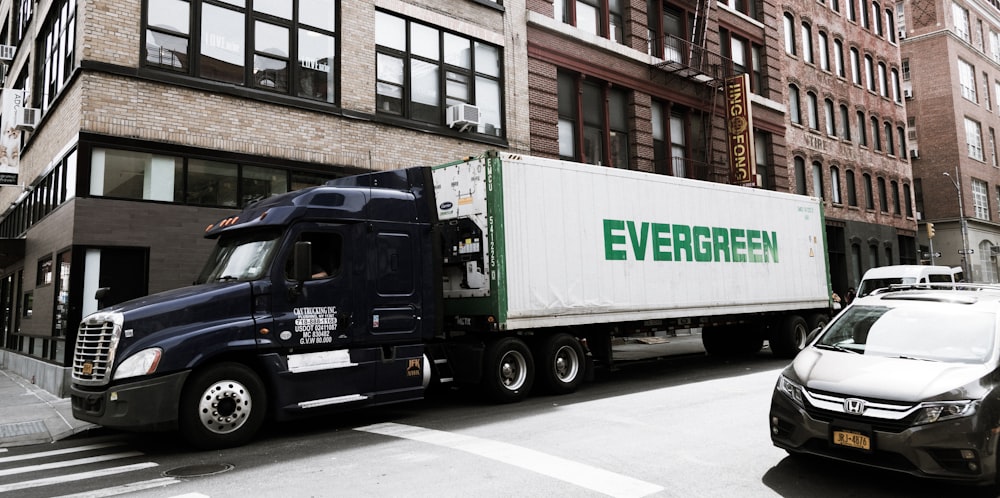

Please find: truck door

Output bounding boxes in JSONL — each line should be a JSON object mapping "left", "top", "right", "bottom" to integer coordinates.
{"left": 362, "top": 227, "right": 422, "bottom": 345}
{"left": 269, "top": 224, "right": 358, "bottom": 351}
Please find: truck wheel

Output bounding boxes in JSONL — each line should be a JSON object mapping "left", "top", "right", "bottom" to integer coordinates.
{"left": 537, "top": 333, "right": 585, "bottom": 395}
{"left": 179, "top": 362, "right": 267, "bottom": 450}
{"left": 770, "top": 316, "right": 809, "bottom": 359}
{"left": 807, "top": 313, "right": 829, "bottom": 333}
{"left": 482, "top": 337, "right": 534, "bottom": 403}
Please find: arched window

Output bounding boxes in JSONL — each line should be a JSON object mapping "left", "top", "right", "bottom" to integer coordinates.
{"left": 795, "top": 157, "right": 807, "bottom": 195}
{"left": 831, "top": 166, "right": 842, "bottom": 204}
{"left": 784, "top": 13, "right": 796, "bottom": 55}
{"left": 789, "top": 85, "right": 801, "bottom": 124}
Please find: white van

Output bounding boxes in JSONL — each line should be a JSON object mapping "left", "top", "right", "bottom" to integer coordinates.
{"left": 856, "top": 265, "right": 963, "bottom": 297}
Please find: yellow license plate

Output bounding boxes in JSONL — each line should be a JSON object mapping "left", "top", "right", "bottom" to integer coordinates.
{"left": 833, "top": 430, "right": 871, "bottom": 450}
{"left": 82, "top": 362, "right": 93, "bottom": 375}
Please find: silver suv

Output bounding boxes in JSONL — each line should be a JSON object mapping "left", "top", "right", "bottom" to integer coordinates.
{"left": 769, "top": 284, "right": 1000, "bottom": 489}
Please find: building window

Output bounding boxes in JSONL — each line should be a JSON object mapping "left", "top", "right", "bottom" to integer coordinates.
{"left": 375, "top": 11, "right": 503, "bottom": 136}
{"left": 558, "top": 72, "right": 629, "bottom": 168}
{"left": 871, "top": 116, "right": 881, "bottom": 151}
{"left": 860, "top": 0, "right": 870, "bottom": 29}
{"left": 891, "top": 68, "right": 901, "bottom": 103}
{"left": 38, "top": 0, "right": 78, "bottom": 111}
{"left": 848, "top": 0, "right": 857, "bottom": 22}
{"left": 37, "top": 256, "right": 53, "bottom": 286}
{"left": 864, "top": 173, "right": 874, "bottom": 209}
{"left": 648, "top": 3, "right": 693, "bottom": 59}
{"left": 884, "top": 121, "right": 894, "bottom": 155}
{"left": 818, "top": 32, "right": 829, "bottom": 71}
{"left": 784, "top": 13, "right": 796, "bottom": 55}
{"left": 846, "top": 169, "right": 858, "bottom": 206}
{"left": 651, "top": 101, "right": 692, "bottom": 176}
{"left": 959, "top": 59, "right": 977, "bottom": 102}
{"left": 556, "top": 0, "right": 625, "bottom": 43}
{"left": 902, "top": 58, "right": 910, "bottom": 81}
{"left": 953, "top": 2, "right": 970, "bottom": 43}
{"left": 992, "top": 30, "right": 1000, "bottom": 63}
{"left": 973, "top": 178, "right": 990, "bottom": 220}
{"left": 877, "top": 177, "right": 888, "bottom": 212}
{"left": 990, "top": 127, "right": 998, "bottom": 167}
{"left": 966, "top": 117, "right": 985, "bottom": 161}
{"left": 801, "top": 22, "right": 813, "bottom": 63}
{"left": 904, "top": 183, "right": 913, "bottom": 216}
{"left": 891, "top": 180, "right": 900, "bottom": 214}
{"left": 979, "top": 241, "right": 997, "bottom": 283}
{"left": 789, "top": 85, "right": 801, "bottom": 124}
{"left": 885, "top": 7, "right": 896, "bottom": 42}
{"left": 812, "top": 161, "right": 824, "bottom": 199}
{"left": 720, "top": 30, "right": 765, "bottom": 94}
{"left": 831, "top": 166, "right": 842, "bottom": 204}
{"left": 877, "top": 62, "right": 887, "bottom": 97}
{"left": 872, "top": 1, "right": 883, "bottom": 35}
{"left": 858, "top": 111, "right": 868, "bottom": 146}
{"left": 864, "top": 54, "right": 875, "bottom": 91}
{"left": 88, "top": 148, "right": 331, "bottom": 207}
{"left": 825, "top": 98, "right": 836, "bottom": 136}
{"left": 143, "top": 0, "right": 338, "bottom": 104}
{"left": 794, "top": 157, "right": 807, "bottom": 195}
{"left": 834, "top": 39, "right": 845, "bottom": 77}
{"left": 897, "top": 125, "right": 906, "bottom": 157}
{"left": 850, "top": 47, "right": 861, "bottom": 85}
{"left": 719, "top": 0, "right": 760, "bottom": 19}
{"left": 840, "top": 104, "right": 851, "bottom": 140}
{"left": 807, "top": 92, "right": 819, "bottom": 130}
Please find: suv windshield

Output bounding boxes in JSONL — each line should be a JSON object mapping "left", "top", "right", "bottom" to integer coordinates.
{"left": 196, "top": 228, "right": 282, "bottom": 284}
{"left": 817, "top": 304, "right": 997, "bottom": 363}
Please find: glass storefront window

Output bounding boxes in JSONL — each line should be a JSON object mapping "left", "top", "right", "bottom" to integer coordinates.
{"left": 242, "top": 165, "right": 287, "bottom": 205}
{"left": 91, "top": 149, "right": 182, "bottom": 201}
{"left": 187, "top": 159, "right": 238, "bottom": 206}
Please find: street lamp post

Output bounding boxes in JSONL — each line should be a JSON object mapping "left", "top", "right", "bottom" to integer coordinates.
{"left": 944, "top": 169, "right": 972, "bottom": 280}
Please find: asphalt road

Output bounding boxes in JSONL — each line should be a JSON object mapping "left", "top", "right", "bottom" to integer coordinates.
{"left": 0, "top": 352, "right": 991, "bottom": 497}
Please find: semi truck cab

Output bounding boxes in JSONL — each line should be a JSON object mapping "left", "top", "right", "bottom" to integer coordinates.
{"left": 71, "top": 167, "right": 441, "bottom": 449}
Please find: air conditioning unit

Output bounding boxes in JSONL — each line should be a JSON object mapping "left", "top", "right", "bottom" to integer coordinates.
{"left": 909, "top": 148, "right": 919, "bottom": 159}
{"left": 903, "top": 88, "right": 913, "bottom": 99}
{"left": 446, "top": 103, "right": 481, "bottom": 132}
{"left": 897, "top": 29, "right": 906, "bottom": 40}
{"left": 14, "top": 107, "right": 39, "bottom": 131}
{"left": 0, "top": 45, "right": 15, "bottom": 61}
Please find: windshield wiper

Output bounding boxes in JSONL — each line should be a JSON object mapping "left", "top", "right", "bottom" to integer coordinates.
{"left": 216, "top": 275, "right": 240, "bottom": 282}
{"left": 814, "top": 343, "right": 861, "bottom": 354}
{"left": 894, "top": 355, "right": 939, "bottom": 362}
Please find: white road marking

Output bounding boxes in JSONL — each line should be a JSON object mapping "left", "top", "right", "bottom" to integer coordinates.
{"left": 0, "top": 451, "right": 144, "bottom": 477}
{"left": 356, "top": 422, "right": 664, "bottom": 498}
{"left": 50, "top": 477, "right": 181, "bottom": 497}
{"left": 0, "top": 462, "right": 159, "bottom": 493}
{"left": 0, "top": 442, "right": 126, "bottom": 464}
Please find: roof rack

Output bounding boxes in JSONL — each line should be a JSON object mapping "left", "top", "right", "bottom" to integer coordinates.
{"left": 870, "top": 282, "right": 1000, "bottom": 295}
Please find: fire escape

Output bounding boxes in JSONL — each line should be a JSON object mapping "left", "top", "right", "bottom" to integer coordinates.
{"left": 651, "top": 0, "right": 743, "bottom": 184}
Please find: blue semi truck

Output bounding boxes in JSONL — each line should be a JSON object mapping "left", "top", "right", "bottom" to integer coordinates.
{"left": 70, "top": 151, "right": 833, "bottom": 449}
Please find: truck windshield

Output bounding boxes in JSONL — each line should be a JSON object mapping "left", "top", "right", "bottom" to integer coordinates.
{"left": 196, "top": 229, "right": 282, "bottom": 284}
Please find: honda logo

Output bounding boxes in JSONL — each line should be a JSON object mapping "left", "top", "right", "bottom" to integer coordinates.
{"left": 844, "top": 398, "right": 867, "bottom": 415}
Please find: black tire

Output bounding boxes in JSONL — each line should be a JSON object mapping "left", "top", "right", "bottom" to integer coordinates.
{"left": 482, "top": 337, "right": 534, "bottom": 403}
{"left": 536, "top": 333, "right": 586, "bottom": 395}
{"left": 179, "top": 362, "right": 267, "bottom": 450}
{"left": 770, "top": 315, "right": 810, "bottom": 359}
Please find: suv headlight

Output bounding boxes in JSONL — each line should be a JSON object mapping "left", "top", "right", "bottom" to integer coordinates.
{"left": 113, "top": 348, "right": 162, "bottom": 380}
{"left": 777, "top": 375, "right": 805, "bottom": 407}
{"left": 912, "top": 400, "right": 978, "bottom": 425}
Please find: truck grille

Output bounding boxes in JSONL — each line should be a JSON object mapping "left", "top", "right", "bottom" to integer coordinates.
{"left": 72, "top": 313, "right": 123, "bottom": 386}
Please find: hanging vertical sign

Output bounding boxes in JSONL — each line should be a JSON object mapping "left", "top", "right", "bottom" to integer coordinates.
{"left": 725, "top": 74, "right": 757, "bottom": 187}
{"left": 0, "top": 89, "right": 25, "bottom": 185}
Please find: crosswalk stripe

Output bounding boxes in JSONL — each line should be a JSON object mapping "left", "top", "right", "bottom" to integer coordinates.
{"left": 356, "top": 422, "right": 665, "bottom": 498}
{"left": 0, "top": 442, "right": 126, "bottom": 464}
{"left": 0, "top": 462, "right": 159, "bottom": 493}
{"left": 50, "top": 477, "right": 181, "bottom": 498}
{"left": 0, "top": 451, "right": 144, "bottom": 477}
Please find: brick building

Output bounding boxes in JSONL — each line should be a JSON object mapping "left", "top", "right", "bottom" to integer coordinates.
{"left": 902, "top": 0, "right": 1000, "bottom": 283}
{"left": 780, "top": 0, "right": 918, "bottom": 299}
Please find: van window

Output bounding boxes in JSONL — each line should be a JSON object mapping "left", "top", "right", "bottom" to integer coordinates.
{"left": 928, "top": 274, "right": 953, "bottom": 283}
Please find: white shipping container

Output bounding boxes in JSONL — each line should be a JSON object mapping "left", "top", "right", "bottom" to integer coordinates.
{"left": 434, "top": 152, "right": 831, "bottom": 330}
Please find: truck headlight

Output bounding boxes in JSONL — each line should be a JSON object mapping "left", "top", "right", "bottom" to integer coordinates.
{"left": 113, "top": 348, "right": 162, "bottom": 380}
{"left": 912, "top": 400, "right": 977, "bottom": 425}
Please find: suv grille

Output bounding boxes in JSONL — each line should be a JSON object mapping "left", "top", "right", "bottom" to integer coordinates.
{"left": 72, "top": 314, "right": 122, "bottom": 386}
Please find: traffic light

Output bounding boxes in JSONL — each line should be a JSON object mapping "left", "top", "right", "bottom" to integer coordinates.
{"left": 927, "top": 222, "right": 936, "bottom": 239}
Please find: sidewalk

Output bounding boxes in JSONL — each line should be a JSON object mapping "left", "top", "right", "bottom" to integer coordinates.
{"left": 0, "top": 369, "right": 96, "bottom": 448}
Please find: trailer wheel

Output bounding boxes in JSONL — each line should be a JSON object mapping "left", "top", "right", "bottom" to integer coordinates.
{"left": 537, "top": 333, "right": 585, "bottom": 395}
{"left": 179, "top": 362, "right": 267, "bottom": 450}
{"left": 807, "top": 313, "right": 829, "bottom": 333}
{"left": 482, "top": 337, "right": 534, "bottom": 403}
{"left": 769, "top": 316, "right": 809, "bottom": 359}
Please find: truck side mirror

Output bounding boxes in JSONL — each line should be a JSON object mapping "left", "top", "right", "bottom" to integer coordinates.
{"left": 293, "top": 241, "right": 313, "bottom": 283}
